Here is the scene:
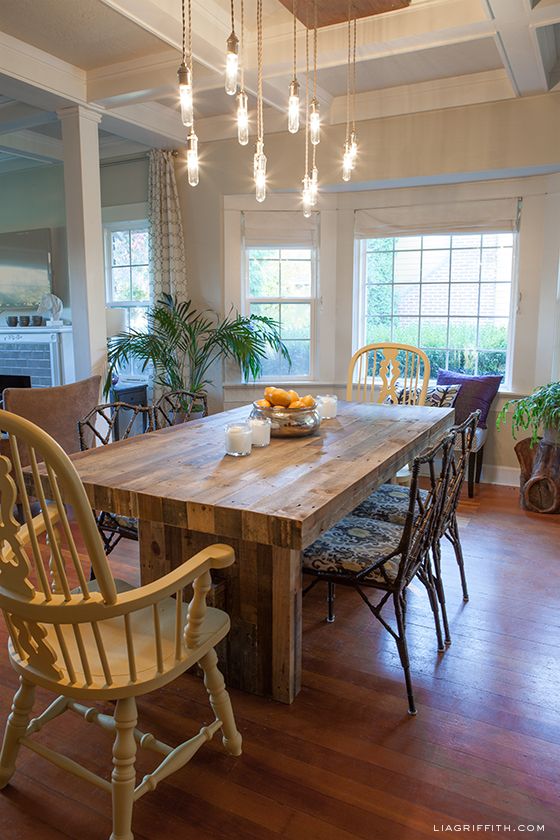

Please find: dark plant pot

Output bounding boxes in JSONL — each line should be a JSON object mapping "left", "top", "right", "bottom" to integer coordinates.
{"left": 542, "top": 426, "right": 560, "bottom": 447}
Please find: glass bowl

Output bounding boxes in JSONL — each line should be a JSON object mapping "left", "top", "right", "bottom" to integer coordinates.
{"left": 249, "top": 401, "right": 321, "bottom": 438}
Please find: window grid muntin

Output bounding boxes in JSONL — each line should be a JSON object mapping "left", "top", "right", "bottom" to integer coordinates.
{"left": 245, "top": 245, "right": 317, "bottom": 380}
{"left": 361, "top": 232, "right": 514, "bottom": 378}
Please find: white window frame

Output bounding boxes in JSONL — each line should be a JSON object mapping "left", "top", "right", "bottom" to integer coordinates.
{"left": 355, "top": 231, "right": 518, "bottom": 388}
{"left": 103, "top": 219, "right": 150, "bottom": 315}
{"left": 243, "top": 244, "right": 318, "bottom": 382}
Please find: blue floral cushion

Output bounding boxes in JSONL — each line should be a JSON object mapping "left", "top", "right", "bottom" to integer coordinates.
{"left": 302, "top": 516, "right": 403, "bottom": 584}
{"left": 352, "top": 483, "right": 427, "bottom": 526}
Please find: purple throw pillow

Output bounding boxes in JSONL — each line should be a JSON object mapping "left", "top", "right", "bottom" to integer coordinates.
{"left": 436, "top": 369, "right": 501, "bottom": 428}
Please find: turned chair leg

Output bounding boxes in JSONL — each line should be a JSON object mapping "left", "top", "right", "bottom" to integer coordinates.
{"left": 199, "top": 648, "right": 242, "bottom": 757}
{"left": 110, "top": 697, "right": 138, "bottom": 840}
{"left": 0, "top": 677, "right": 35, "bottom": 789}
{"left": 393, "top": 592, "right": 416, "bottom": 715}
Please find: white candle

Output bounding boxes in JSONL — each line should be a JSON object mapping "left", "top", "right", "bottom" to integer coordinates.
{"left": 249, "top": 417, "right": 271, "bottom": 447}
{"left": 225, "top": 422, "right": 252, "bottom": 456}
{"left": 317, "top": 394, "right": 337, "bottom": 419}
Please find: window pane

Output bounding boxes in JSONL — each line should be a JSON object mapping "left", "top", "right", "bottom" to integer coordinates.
{"left": 449, "top": 283, "right": 479, "bottom": 316}
{"left": 393, "top": 317, "right": 419, "bottom": 345}
{"left": 130, "top": 230, "right": 149, "bottom": 265}
{"left": 395, "top": 236, "right": 421, "bottom": 250}
{"left": 452, "top": 234, "right": 481, "bottom": 249}
{"left": 422, "top": 235, "right": 450, "bottom": 250}
{"left": 282, "top": 340, "right": 309, "bottom": 376}
{"left": 367, "top": 251, "right": 393, "bottom": 283}
{"left": 249, "top": 260, "right": 280, "bottom": 297}
{"left": 366, "top": 316, "right": 391, "bottom": 344}
{"left": 250, "top": 302, "right": 280, "bottom": 322}
{"left": 420, "top": 318, "right": 448, "bottom": 348}
{"left": 477, "top": 351, "right": 506, "bottom": 378}
{"left": 129, "top": 307, "right": 148, "bottom": 332}
{"left": 281, "top": 260, "right": 312, "bottom": 297}
{"left": 421, "top": 284, "right": 449, "bottom": 316}
{"left": 448, "top": 318, "right": 477, "bottom": 349}
{"left": 480, "top": 283, "right": 511, "bottom": 317}
{"left": 366, "top": 284, "right": 392, "bottom": 316}
{"left": 480, "top": 246, "right": 513, "bottom": 282}
{"left": 131, "top": 266, "right": 149, "bottom": 301}
{"left": 478, "top": 318, "right": 508, "bottom": 349}
{"left": 447, "top": 350, "right": 476, "bottom": 374}
{"left": 280, "top": 303, "right": 310, "bottom": 339}
{"left": 483, "top": 233, "right": 513, "bottom": 247}
{"left": 393, "top": 284, "right": 419, "bottom": 316}
{"left": 259, "top": 348, "right": 282, "bottom": 379}
{"left": 112, "top": 267, "right": 130, "bottom": 300}
{"left": 367, "top": 238, "right": 393, "bottom": 252}
{"left": 394, "top": 250, "right": 421, "bottom": 283}
{"left": 249, "top": 248, "right": 279, "bottom": 259}
{"left": 111, "top": 231, "right": 130, "bottom": 267}
{"left": 451, "top": 248, "right": 481, "bottom": 283}
{"left": 424, "top": 349, "right": 448, "bottom": 375}
{"left": 281, "top": 248, "right": 310, "bottom": 260}
{"left": 421, "top": 250, "right": 449, "bottom": 282}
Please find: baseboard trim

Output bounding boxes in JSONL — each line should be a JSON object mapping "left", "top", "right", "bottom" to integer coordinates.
{"left": 480, "top": 465, "right": 519, "bottom": 487}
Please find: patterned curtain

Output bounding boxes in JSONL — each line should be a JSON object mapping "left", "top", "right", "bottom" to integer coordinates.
{"left": 148, "top": 149, "right": 188, "bottom": 304}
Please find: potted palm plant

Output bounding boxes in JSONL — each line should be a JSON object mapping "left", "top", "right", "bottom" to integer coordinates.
{"left": 104, "top": 294, "right": 290, "bottom": 398}
{"left": 496, "top": 381, "right": 560, "bottom": 513}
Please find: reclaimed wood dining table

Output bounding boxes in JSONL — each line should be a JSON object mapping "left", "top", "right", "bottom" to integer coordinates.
{"left": 58, "top": 400, "right": 454, "bottom": 703}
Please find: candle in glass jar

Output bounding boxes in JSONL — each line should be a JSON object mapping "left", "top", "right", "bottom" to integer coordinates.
{"left": 317, "top": 394, "right": 338, "bottom": 419}
{"left": 249, "top": 416, "right": 271, "bottom": 447}
{"left": 225, "top": 422, "right": 252, "bottom": 456}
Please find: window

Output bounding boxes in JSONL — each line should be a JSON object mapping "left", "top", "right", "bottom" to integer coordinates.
{"left": 245, "top": 246, "right": 316, "bottom": 379}
{"left": 357, "top": 232, "right": 515, "bottom": 380}
{"left": 104, "top": 221, "right": 150, "bottom": 332}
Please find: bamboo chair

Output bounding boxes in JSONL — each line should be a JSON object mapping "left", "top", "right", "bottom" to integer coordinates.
{"left": 78, "top": 402, "right": 156, "bottom": 556}
{"left": 302, "top": 432, "right": 454, "bottom": 715}
{"left": 0, "top": 410, "right": 242, "bottom": 840}
{"left": 352, "top": 410, "right": 481, "bottom": 644}
{"left": 153, "top": 390, "right": 208, "bottom": 429}
{"left": 346, "top": 342, "right": 431, "bottom": 406}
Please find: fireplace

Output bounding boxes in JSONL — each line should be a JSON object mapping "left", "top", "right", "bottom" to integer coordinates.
{"left": 0, "top": 326, "right": 75, "bottom": 387}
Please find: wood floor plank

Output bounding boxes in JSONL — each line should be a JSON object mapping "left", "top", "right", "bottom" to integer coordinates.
{"left": 0, "top": 483, "right": 558, "bottom": 839}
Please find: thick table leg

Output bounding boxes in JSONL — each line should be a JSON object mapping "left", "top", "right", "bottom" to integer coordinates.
{"left": 138, "top": 522, "right": 302, "bottom": 703}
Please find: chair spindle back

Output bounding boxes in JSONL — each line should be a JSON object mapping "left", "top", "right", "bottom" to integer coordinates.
{"left": 346, "top": 343, "right": 431, "bottom": 405}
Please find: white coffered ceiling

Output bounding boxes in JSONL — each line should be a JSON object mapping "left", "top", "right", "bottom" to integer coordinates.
{"left": 0, "top": 0, "right": 559, "bottom": 173}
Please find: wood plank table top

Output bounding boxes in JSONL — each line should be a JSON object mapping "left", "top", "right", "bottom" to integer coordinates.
{"left": 67, "top": 401, "right": 455, "bottom": 551}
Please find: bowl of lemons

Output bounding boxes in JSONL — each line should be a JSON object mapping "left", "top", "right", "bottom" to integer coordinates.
{"left": 250, "top": 387, "right": 321, "bottom": 437}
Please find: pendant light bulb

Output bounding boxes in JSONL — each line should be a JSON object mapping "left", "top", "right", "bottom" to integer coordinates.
{"left": 302, "top": 174, "right": 313, "bottom": 218}
{"left": 309, "top": 99, "right": 320, "bottom": 145}
{"left": 288, "top": 79, "right": 300, "bottom": 134}
{"left": 310, "top": 165, "right": 318, "bottom": 206}
{"left": 237, "top": 90, "right": 249, "bottom": 145}
{"left": 178, "top": 63, "right": 193, "bottom": 127}
{"left": 254, "top": 140, "right": 267, "bottom": 203}
{"left": 187, "top": 131, "right": 199, "bottom": 186}
{"left": 349, "top": 130, "right": 358, "bottom": 168}
{"left": 225, "top": 31, "right": 239, "bottom": 95}
{"left": 342, "top": 143, "right": 352, "bottom": 182}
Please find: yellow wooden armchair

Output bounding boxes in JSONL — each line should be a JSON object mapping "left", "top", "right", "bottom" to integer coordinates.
{"left": 346, "top": 342, "right": 431, "bottom": 406}
{"left": 0, "top": 409, "right": 241, "bottom": 840}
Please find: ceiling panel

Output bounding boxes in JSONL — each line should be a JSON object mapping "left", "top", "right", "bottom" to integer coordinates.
{"left": 0, "top": 0, "right": 170, "bottom": 70}
{"left": 277, "top": 0, "right": 410, "bottom": 28}
{"left": 315, "top": 37, "right": 503, "bottom": 96}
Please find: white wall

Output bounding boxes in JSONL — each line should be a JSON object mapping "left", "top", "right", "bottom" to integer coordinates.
{"left": 176, "top": 92, "right": 560, "bottom": 482}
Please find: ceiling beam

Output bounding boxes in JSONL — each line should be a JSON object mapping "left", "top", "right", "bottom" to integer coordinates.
{"left": 0, "top": 128, "right": 63, "bottom": 162}
{"left": 485, "top": 0, "right": 550, "bottom": 94}
{"left": 0, "top": 101, "right": 57, "bottom": 135}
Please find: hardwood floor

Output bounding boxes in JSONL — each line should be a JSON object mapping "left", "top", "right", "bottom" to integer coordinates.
{"left": 0, "top": 484, "right": 558, "bottom": 839}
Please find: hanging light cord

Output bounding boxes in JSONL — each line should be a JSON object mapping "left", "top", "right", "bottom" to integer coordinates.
{"left": 304, "top": 23, "right": 309, "bottom": 176}
{"left": 292, "top": 0, "right": 297, "bottom": 80}
{"left": 181, "top": 0, "right": 186, "bottom": 64}
{"left": 188, "top": 0, "right": 193, "bottom": 75}
{"left": 230, "top": 0, "right": 236, "bottom": 33}
{"left": 257, "top": 0, "right": 263, "bottom": 144}
{"left": 240, "top": 0, "right": 245, "bottom": 90}
{"left": 346, "top": 4, "right": 351, "bottom": 144}
{"left": 313, "top": 0, "right": 318, "bottom": 101}
{"left": 352, "top": 14, "right": 357, "bottom": 133}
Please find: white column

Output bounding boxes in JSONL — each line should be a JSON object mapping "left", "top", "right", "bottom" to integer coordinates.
{"left": 58, "top": 105, "right": 106, "bottom": 380}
